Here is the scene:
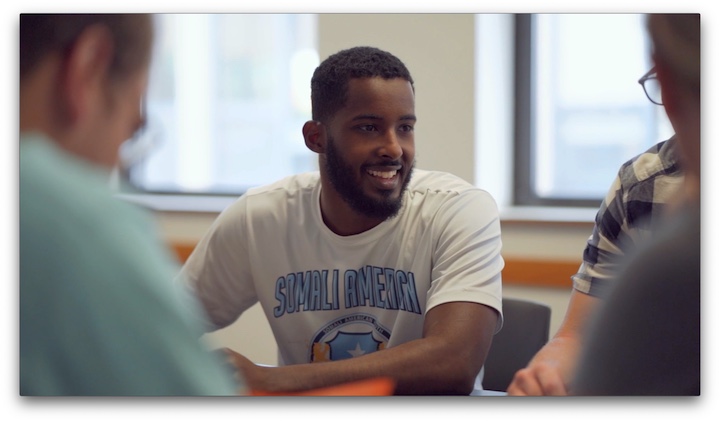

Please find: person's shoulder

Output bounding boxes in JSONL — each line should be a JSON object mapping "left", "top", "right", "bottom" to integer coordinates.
{"left": 405, "top": 169, "right": 498, "bottom": 218}
{"left": 619, "top": 136, "right": 682, "bottom": 185}
{"left": 244, "top": 171, "right": 320, "bottom": 198}
{"left": 235, "top": 172, "right": 320, "bottom": 217}
{"left": 21, "top": 136, "right": 148, "bottom": 225}
{"left": 409, "top": 169, "right": 474, "bottom": 192}
{"left": 403, "top": 170, "right": 499, "bottom": 233}
{"left": 408, "top": 169, "right": 493, "bottom": 199}
{"left": 20, "top": 137, "right": 176, "bottom": 292}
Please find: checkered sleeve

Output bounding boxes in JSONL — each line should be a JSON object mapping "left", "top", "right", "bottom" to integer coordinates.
{"left": 572, "top": 173, "right": 627, "bottom": 297}
{"left": 571, "top": 138, "right": 682, "bottom": 298}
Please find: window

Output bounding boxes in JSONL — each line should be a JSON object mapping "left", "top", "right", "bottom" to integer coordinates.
{"left": 513, "top": 14, "right": 674, "bottom": 208}
{"left": 120, "top": 14, "right": 319, "bottom": 195}
{"left": 118, "top": 14, "right": 673, "bottom": 214}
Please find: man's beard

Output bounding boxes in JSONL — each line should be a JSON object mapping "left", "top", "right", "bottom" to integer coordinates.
{"left": 324, "top": 136, "right": 413, "bottom": 220}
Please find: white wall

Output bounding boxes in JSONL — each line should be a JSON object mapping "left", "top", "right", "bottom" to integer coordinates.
{"left": 158, "top": 14, "right": 589, "bottom": 364}
{"left": 319, "top": 14, "right": 477, "bottom": 184}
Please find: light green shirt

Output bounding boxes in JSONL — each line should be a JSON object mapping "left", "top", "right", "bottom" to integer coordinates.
{"left": 20, "top": 133, "right": 240, "bottom": 396}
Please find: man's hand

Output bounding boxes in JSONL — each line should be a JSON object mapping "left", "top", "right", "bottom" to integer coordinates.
{"left": 506, "top": 351, "right": 571, "bottom": 396}
{"left": 506, "top": 290, "right": 598, "bottom": 396}
{"left": 223, "top": 348, "right": 270, "bottom": 392}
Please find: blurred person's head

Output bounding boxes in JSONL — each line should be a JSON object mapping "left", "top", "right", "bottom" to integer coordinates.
{"left": 20, "top": 14, "right": 154, "bottom": 168}
{"left": 648, "top": 14, "right": 700, "bottom": 201}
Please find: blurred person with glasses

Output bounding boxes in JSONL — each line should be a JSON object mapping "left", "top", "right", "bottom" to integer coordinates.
{"left": 639, "top": 67, "right": 663, "bottom": 105}
{"left": 19, "top": 14, "right": 241, "bottom": 396}
{"left": 572, "top": 13, "right": 700, "bottom": 396}
{"left": 507, "top": 29, "right": 688, "bottom": 396}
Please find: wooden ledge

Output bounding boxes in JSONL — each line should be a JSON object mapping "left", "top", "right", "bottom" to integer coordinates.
{"left": 500, "top": 257, "right": 577, "bottom": 288}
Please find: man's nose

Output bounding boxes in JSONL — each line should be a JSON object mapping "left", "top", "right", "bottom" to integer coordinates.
{"left": 378, "top": 131, "right": 403, "bottom": 160}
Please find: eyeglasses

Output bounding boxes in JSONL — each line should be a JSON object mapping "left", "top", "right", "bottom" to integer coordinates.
{"left": 119, "top": 97, "right": 160, "bottom": 169}
{"left": 638, "top": 67, "right": 662, "bottom": 106}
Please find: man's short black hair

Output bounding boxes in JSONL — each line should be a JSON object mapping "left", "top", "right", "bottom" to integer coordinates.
{"left": 310, "top": 46, "right": 414, "bottom": 122}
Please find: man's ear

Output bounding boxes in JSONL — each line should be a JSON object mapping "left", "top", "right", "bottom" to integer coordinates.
{"left": 60, "top": 24, "right": 115, "bottom": 125}
{"left": 303, "top": 120, "right": 326, "bottom": 154}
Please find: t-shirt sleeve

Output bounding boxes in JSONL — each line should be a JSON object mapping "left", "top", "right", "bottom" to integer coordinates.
{"left": 178, "top": 195, "right": 258, "bottom": 330}
{"left": 425, "top": 189, "right": 504, "bottom": 333}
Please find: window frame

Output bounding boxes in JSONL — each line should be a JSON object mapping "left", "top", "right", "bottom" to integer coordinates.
{"left": 116, "top": 13, "right": 658, "bottom": 219}
{"left": 118, "top": 13, "right": 319, "bottom": 198}
{"left": 512, "top": 14, "right": 606, "bottom": 208}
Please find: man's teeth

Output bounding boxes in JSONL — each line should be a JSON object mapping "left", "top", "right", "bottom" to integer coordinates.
{"left": 367, "top": 169, "right": 398, "bottom": 179}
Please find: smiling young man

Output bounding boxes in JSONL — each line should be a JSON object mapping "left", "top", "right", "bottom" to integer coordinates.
{"left": 309, "top": 75, "right": 416, "bottom": 236}
{"left": 180, "top": 46, "right": 504, "bottom": 395}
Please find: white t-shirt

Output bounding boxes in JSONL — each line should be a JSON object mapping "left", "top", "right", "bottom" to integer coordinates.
{"left": 181, "top": 169, "right": 503, "bottom": 388}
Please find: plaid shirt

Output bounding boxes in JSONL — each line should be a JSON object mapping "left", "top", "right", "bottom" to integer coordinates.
{"left": 572, "top": 136, "right": 684, "bottom": 297}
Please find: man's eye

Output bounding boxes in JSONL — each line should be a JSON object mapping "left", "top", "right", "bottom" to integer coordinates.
{"left": 358, "top": 125, "right": 377, "bottom": 132}
{"left": 399, "top": 125, "right": 414, "bottom": 132}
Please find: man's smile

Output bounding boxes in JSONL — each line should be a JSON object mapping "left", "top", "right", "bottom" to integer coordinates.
{"left": 365, "top": 165, "right": 402, "bottom": 191}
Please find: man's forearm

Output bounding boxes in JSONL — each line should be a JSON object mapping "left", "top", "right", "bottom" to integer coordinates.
{"left": 246, "top": 335, "right": 479, "bottom": 395}
{"left": 236, "top": 302, "right": 497, "bottom": 395}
